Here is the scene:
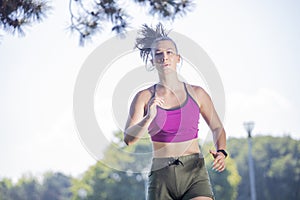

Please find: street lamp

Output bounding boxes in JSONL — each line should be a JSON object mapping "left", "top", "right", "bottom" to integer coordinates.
{"left": 243, "top": 121, "right": 256, "bottom": 200}
{"left": 141, "top": 169, "right": 148, "bottom": 200}
{"left": 244, "top": 121, "right": 254, "bottom": 138}
{"left": 135, "top": 169, "right": 148, "bottom": 200}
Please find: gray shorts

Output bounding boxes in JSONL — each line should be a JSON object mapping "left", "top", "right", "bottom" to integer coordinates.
{"left": 147, "top": 153, "right": 214, "bottom": 200}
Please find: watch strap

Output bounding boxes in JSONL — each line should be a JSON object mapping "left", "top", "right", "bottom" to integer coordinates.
{"left": 217, "top": 149, "right": 228, "bottom": 158}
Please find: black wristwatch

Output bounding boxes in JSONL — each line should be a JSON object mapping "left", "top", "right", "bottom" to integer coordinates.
{"left": 217, "top": 149, "right": 228, "bottom": 158}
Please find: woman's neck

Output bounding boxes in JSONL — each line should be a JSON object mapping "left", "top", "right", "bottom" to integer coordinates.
{"left": 158, "top": 73, "right": 182, "bottom": 91}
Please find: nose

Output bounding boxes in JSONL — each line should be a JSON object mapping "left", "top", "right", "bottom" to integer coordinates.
{"left": 159, "top": 51, "right": 169, "bottom": 62}
{"left": 164, "top": 51, "right": 169, "bottom": 58}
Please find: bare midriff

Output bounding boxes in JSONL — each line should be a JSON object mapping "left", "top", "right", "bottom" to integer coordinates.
{"left": 152, "top": 139, "right": 201, "bottom": 158}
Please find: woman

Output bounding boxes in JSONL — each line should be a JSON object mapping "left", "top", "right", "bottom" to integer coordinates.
{"left": 124, "top": 23, "right": 227, "bottom": 200}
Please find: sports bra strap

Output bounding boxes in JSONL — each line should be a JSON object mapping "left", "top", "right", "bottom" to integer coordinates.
{"left": 183, "top": 82, "right": 188, "bottom": 95}
{"left": 151, "top": 84, "right": 157, "bottom": 98}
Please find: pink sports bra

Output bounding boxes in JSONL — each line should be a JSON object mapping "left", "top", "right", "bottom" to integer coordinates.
{"left": 148, "top": 83, "right": 200, "bottom": 143}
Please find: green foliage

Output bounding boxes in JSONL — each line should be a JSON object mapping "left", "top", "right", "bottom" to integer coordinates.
{"left": 74, "top": 131, "right": 241, "bottom": 199}
{"left": 101, "top": 131, "right": 152, "bottom": 172}
{"left": 0, "top": 178, "right": 13, "bottom": 200}
{"left": 1, "top": 135, "right": 299, "bottom": 199}
{"left": 41, "top": 172, "right": 72, "bottom": 200}
{"left": 229, "top": 135, "right": 300, "bottom": 200}
{"left": 70, "top": 159, "right": 147, "bottom": 200}
{"left": 9, "top": 173, "right": 41, "bottom": 200}
{"left": 0, "top": 172, "right": 72, "bottom": 200}
{"left": 202, "top": 142, "right": 241, "bottom": 200}
{"left": 19, "top": 180, "right": 40, "bottom": 200}
{"left": 71, "top": 131, "right": 151, "bottom": 199}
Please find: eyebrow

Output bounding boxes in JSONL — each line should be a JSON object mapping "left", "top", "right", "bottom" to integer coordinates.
{"left": 155, "top": 48, "right": 175, "bottom": 52}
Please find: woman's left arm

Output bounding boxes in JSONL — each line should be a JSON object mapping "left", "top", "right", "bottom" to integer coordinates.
{"left": 194, "top": 86, "right": 227, "bottom": 172}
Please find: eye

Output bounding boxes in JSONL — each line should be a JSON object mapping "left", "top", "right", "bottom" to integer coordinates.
{"left": 167, "top": 50, "right": 175, "bottom": 55}
{"left": 154, "top": 52, "right": 163, "bottom": 58}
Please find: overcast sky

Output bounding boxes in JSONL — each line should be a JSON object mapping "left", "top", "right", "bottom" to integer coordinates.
{"left": 1, "top": 0, "right": 299, "bottom": 181}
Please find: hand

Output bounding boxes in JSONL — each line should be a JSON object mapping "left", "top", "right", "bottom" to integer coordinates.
{"left": 147, "top": 97, "right": 164, "bottom": 119}
{"left": 210, "top": 150, "right": 226, "bottom": 172}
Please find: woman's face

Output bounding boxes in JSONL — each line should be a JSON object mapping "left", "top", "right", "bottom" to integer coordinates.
{"left": 152, "top": 40, "right": 180, "bottom": 72}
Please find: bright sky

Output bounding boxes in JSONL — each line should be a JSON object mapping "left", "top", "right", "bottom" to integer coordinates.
{"left": 1, "top": 0, "right": 299, "bottom": 181}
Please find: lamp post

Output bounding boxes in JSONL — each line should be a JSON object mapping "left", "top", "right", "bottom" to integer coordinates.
{"left": 243, "top": 121, "right": 256, "bottom": 200}
{"left": 141, "top": 169, "right": 148, "bottom": 200}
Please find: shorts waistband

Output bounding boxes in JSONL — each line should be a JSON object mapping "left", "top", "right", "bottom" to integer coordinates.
{"left": 153, "top": 153, "right": 203, "bottom": 161}
{"left": 151, "top": 153, "right": 203, "bottom": 171}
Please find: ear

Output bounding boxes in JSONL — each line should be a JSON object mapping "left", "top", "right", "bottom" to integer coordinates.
{"left": 177, "top": 54, "right": 181, "bottom": 64}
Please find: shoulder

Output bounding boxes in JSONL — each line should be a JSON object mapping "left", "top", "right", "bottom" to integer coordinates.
{"left": 128, "top": 85, "right": 155, "bottom": 114}
{"left": 131, "top": 85, "right": 155, "bottom": 104}
{"left": 186, "top": 83, "right": 210, "bottom": 99}
{"left": 185, "top": 83, "right": 212, "bottom": 108}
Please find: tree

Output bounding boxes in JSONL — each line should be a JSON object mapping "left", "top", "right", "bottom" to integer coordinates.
{"left": 253, "top": 136, "right": 300, "bottom": 199}
{"left": 0, "top": 0, "right": 50, "bottom": 36}
{"left": 0, "top": 178, "right": 13, "bottom": 200}
{"left": 70, "top": 160, "right": 147, "bottom": 200}
{"left": 229, "top": 135, "right": 300, "bottom": 200}
{"left": 71, "top": 131, "right": 150, "bottom": 199}
{"left": 69, "top": 0, "right": 195, "bottom": 45}
{"left": 71, "top": 131, "right": 241, "bottom": 199}
{"left": 8, "top": 173, "right": 42, "bottom": 200}
{"left": 202, "top": 142, "right": 241, "bottom": 200}
{"left": 1, "top": 135, "right": 298, "bottom": 199}
{"left": 41, "top": 172, "right": 72, "bottom": 200}
{"left": 0, "top": 172, "right": 72, "bottom": 200}
{"left": 0, "top": 0, "right": 195, "bottom": 45}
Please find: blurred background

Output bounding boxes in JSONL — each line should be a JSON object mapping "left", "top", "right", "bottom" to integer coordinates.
{"left": 0, "top": 0, "right": 299, "bottom": 199}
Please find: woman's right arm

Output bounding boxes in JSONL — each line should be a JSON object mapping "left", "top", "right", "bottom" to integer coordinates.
{"left": 124, "top": 90, "right": 164, "bottom": 146}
